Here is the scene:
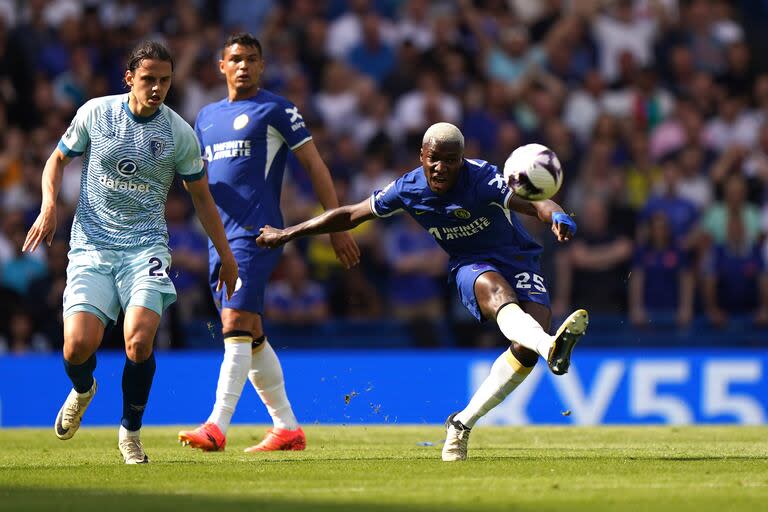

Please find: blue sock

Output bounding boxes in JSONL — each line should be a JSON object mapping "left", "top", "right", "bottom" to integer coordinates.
{"left": 121, "top": 353, "right": 156, "bottom": 431}
{"left": 63, "top": 354, "right": 96, "bottom": 393}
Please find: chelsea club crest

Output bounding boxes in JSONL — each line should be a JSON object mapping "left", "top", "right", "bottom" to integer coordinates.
{"left": 150, "top": 138, "right": 166, "bottom": 158}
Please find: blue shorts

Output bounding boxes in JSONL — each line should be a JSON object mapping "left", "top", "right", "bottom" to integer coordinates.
{"left": 63, "top": 245, "right": 177, "bottom": 326}
{"left": 453, "top": 259, "right": 550, "bottom": 321}
{"left": 209, "top": 237, "right": 282, "bottom": 314}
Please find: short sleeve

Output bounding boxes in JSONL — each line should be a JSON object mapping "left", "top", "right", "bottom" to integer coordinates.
{"left": 172, "top": 115, "right": 205, "bottom": 182}
{"left": 370, "top": 178, "right": 405, "bottom": 218}
{"left": 268, "top": 100, "right": 312, "bottom": 150}
{"left": 474, "top": 162, "right": 512, "bottom": 206}
{"left": 58, "top": 104, "right": 91, "bottom": 157}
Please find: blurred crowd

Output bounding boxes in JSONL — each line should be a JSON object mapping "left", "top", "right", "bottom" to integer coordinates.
{"left": 2, "top": 0, "right": 768, "bottom": 353}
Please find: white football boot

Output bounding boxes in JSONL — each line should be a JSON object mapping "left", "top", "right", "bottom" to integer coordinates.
{"left": 119, "top": 437, "right": 149, "bottom": 464}
{"left": 442, "top": 413, "right": 472, "bottom": 461}
{"left": 54, "top": 379, "right": 97, "bottom": 440}
{"left": 547, "top": 309, "right": 589, "bottom": 375}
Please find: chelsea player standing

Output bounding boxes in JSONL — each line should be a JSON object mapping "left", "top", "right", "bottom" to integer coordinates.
{"left": 257, "top": 122, "right": 588, "bottom": 462}
{"left": 178, "top": 33, "right": 359, "bottom": 452}
{"left": 22, "top": 41, "right": 238, "bottom": 464}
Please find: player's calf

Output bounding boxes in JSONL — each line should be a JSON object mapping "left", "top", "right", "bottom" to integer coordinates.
{"left": 54, "top": 379, "right": 97, "bottom": 440}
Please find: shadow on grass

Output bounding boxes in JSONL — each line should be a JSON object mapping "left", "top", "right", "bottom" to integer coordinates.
{"left": 0, "top": 487, "right": 470, "bottom": 512}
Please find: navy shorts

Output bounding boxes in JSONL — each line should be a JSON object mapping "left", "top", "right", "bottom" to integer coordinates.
{"left": 453, "top": 260, "right": 550, "bottom": 321}
{"left": 209, "top": 237, "right": 283, "bottom": 314}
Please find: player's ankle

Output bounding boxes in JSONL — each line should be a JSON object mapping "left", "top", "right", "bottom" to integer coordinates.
{"left": 119, "top": 425, "right": 140, "bottom": 441}
{"left": 537, "top": 337, "right": 554, "bottom": 359}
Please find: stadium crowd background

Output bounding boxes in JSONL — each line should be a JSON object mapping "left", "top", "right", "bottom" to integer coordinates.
{"left": 1, "top": 0, "right": 768, "bottom": 352}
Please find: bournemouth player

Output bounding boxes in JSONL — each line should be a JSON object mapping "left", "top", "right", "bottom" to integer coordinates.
{"left": 23, "top": 41, "right": 238, "bottom": 464}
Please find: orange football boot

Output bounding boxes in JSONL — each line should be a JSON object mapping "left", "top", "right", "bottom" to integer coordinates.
{"left": 244, "top": 427, "right": 306, "bottom": 452}
{"left": 178, "top": 422, "right": 226, "bottom": 451}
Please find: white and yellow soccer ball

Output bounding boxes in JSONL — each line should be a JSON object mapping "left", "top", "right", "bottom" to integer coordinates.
{"left": 503, "top": 143, "right": 563, "bottom": 201}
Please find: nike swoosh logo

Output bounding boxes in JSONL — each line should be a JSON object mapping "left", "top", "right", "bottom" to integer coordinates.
{"left": 528, "top": 291, "right": 544, "bottom": 295}
{"left": 414, "top": 210, "right": 427, "bottom": 215}
{"left": 201, "top": 124, "right": 214, "bottom": 132}
{"left": 205, "top": 432, "right": 220, "bottom": 450}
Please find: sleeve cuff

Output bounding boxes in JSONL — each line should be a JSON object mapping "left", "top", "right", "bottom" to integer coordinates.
{"left": 57, "top": 140, "right": 83, "bottom": 157}
{"left": 289, "top": 135, "right": 312, "bottom": 151}
{"left": 180, "top": 168, "right": 206, "bottom": 182}
{"left": 369, "top": 194, "right": 383, "bottom": 218}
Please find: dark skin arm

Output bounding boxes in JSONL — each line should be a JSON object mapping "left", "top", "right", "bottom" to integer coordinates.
{"left": 506, "top": 195, "right": 574, "bottom": 242}
{"left": 258, "top": 195, "right": 574, "bottom": 248}
{"left": 257, "top": 199, "right": 376, "bottom": 248}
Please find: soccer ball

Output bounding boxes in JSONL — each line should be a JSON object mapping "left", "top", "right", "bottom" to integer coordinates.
{"left": 503, "top": 143, "right": 563, "bottom": 201}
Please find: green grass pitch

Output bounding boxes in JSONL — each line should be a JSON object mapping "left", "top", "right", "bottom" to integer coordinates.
{"left": 1, "top": 426, "right": 767, "bottom": 511}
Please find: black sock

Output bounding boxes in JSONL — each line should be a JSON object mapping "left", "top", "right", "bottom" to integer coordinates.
{"left": 121, "top": 353, "right": 156, "bottom": 431}
{"left": 63, "top": 354, "right": 96, "bottom": 393}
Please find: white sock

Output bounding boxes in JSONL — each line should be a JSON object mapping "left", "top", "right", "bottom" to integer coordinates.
{"left": 119, "top": 425, "right": 140, "bottom": 441}
{"left": 248, "top": 340, "right": 299, "bottom": 430}
{"left": 496, "top": 303, "right": 552, "bottom": 358}
{"left": 207, "top": 337, "right": 252, "bottom": 434}
{"left": 455, "top": 349, "right": 534, "bottom": 428}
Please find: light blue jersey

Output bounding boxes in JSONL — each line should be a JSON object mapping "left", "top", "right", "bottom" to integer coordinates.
{"left": 58, "top": 94, "right": 205, "bottom": 250}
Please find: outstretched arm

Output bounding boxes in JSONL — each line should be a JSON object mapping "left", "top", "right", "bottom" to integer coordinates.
{"left": 506, "top": 195, "right": 575, "bottom": 242}
{"left": 294, "top": 141, "right": 360, "bottom": 268}
{"left": 258, "top": 198, "right": 376, "bottom": 249}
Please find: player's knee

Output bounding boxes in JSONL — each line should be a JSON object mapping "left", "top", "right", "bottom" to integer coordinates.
{"left": 510, "top": 342, "right": 538, "bottom": 367}
{"left": 221, "top": 309, "right": 261, "bottom": 336}
{"left": 63, "top": 333, "right": 98, "bottom": 364}
{"left": 125, "top": 339, "right": 153, "bottom": 362}
{"left": 63, "top": 343, "right": 92, "bottom": 364}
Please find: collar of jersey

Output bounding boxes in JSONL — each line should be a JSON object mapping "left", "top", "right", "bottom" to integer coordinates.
{"left": 122, "top": 99, "right": 162, "bottom": 123}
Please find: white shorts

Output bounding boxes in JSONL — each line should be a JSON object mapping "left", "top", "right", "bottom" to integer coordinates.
{"left": 63, "top": 245, "right": 177, "bottom": 326}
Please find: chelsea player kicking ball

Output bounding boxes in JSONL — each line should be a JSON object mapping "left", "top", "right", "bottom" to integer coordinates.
{"left": 503, "top": 143, "right": 563, "bottom": 201}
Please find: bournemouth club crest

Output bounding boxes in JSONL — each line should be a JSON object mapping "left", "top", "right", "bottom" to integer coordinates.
{"left": 150, "top": 138, "right": 166, "bottom": 158}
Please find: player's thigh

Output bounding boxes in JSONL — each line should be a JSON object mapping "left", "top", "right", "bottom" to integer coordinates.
{"left": 63, "top": 248, "right": 121, "bottom": 361}
{"left": 210, "top": 237, "right": 281, "bottom": 321}
{"left": 63, "top": 312, "right": 106, "bottom": 363}
{"left": 474, "top": 271, "right": 519, "bottom": 320}
{"left": 455, "top": 262, "right": 518, "bottom": 321}
{"left": 123, "top": 303, "right": 162, "bottom": 361}
{"left": 115, "top": 245, "right": 177, "bottom": 317}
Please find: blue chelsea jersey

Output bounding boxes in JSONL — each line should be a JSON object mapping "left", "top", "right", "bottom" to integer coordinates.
{"left": 370, "top": 159, "right": 542, "bottom": 270}
{"left": 195, "top": 89, "right": 312, "bottom": 240}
